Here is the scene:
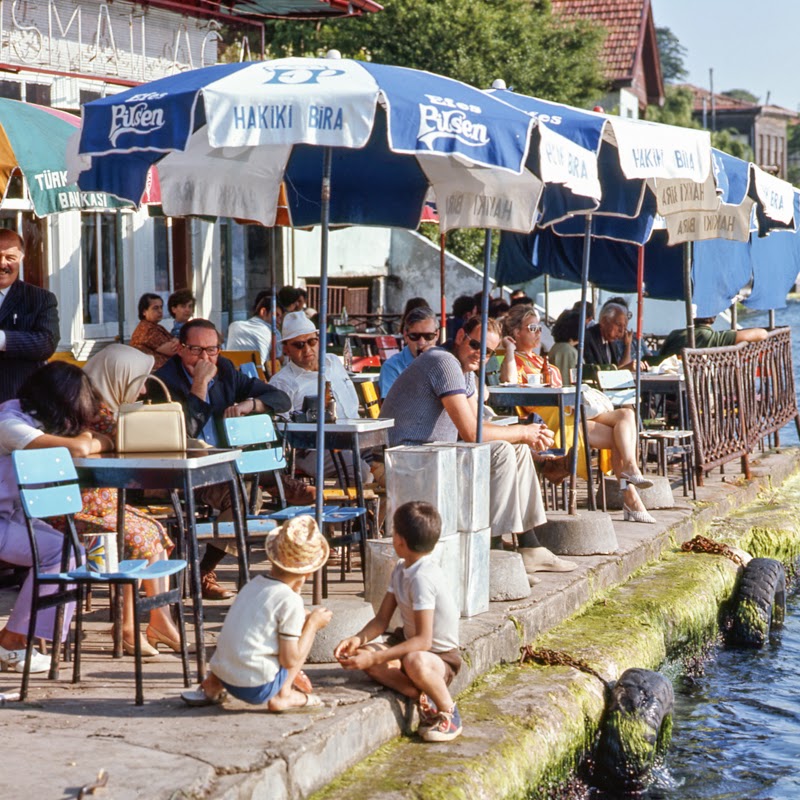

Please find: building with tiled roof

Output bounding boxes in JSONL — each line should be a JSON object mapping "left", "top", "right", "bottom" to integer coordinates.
{"left": 551, "top": 0, "right": 664, "bottom": 118}
{"left": 681, "top": 84, "right": 798, "bottom": 178}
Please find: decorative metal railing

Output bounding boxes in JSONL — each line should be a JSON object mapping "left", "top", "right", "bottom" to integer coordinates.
{"left": 683, "top": 328, "right": 800, "bottom": 486}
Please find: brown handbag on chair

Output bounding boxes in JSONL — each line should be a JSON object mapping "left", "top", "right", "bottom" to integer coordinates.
{"left": 116, "top": 374, "right": 187, "bottom": 453}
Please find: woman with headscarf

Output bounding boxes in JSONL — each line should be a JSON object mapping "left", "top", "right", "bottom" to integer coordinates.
{"left": 500, "top": 305, "right": 655, "bottom": 524}
{"left": 82, "top": 344, "right": 184, "bottom": 654}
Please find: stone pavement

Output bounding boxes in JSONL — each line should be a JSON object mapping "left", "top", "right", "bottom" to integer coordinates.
{"left": 2, "top": 447, "right": 798, "bottom": 800}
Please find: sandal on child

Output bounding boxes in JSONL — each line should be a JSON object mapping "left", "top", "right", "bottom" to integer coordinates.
{"left": 180, "top": 685, "right": 228, "bottom": 707}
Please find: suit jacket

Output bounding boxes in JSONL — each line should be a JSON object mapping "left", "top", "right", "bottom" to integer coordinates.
{"left": 153, "top": 355, "right": 291, "bottom": 441}
{"left": 0, "top": 279, "right": 60, "bottom": 402}
{"left": 583, "top": 324, "right": 619, "bottom": 367}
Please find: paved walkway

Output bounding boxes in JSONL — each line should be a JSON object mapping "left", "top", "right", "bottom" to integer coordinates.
{"left": 2, "top": 448, "right": 798, "bottom": 799}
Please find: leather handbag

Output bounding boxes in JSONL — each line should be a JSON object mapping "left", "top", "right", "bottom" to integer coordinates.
{"left": 116, "top": 374, "right": 187, "bottom": 453}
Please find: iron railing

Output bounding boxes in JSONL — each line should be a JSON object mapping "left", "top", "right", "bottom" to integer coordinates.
{"left": 683, "top": 327, "right": 800, "bottom": 485}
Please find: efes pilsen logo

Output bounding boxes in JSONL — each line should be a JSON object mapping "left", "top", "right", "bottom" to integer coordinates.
{"left": 418, "top": 94, "right": 489, "bottom": 150}
{"left": 109, "top": 93, "right": 167, "bottom": 146}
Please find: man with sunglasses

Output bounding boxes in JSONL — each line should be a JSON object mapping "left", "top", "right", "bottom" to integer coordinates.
{"left": 269, "top": 311, "right": 372, "bottom": 484}
{"left": 379, "top": 306, "right": 439, "bottom": 398}
{"left": 382, "top": 317, "right": 573, "bottom": 570}
{"left": 154, "top": 318, "right": 291, "bottom": 599}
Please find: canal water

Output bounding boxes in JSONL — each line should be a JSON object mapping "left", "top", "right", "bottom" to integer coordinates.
{"left": 589, "top": 304, "right": 800, "bottom": 799}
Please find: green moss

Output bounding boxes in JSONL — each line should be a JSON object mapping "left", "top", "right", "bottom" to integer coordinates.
{"left": 312, "top": 470, "right": 800, "bottom": 800}
{"left": 734, "top": 597, "right": 769, "bottom": 644}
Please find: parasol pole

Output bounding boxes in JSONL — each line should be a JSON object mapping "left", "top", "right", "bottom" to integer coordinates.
{"left": 569, "top": 214, "right": 593, "bottom": 515}
{"left": 440, "top": 231, "right": 447, "bottom": 343}
{"left": 313, "top": 146, "right": 333, "bottom": 605}
{"left": 476, "top": 228, "right": 493, "bottom": 444}
{"left": 270, "top": 228, "right": 278, "bottom": 377}
{"left": 635, "top": 245, "right": 644, "bottom": 465}
{"left": 683, "top": 241, "right": 695, "bottom": 348}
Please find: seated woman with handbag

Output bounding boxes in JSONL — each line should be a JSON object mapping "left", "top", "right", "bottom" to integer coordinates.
{"left": 0, "top": 363, "right": 112, "bottom": 672}
{"left": 500, "top": 305, "right": 656, "bottom": 524}
{"left": 82, "top": 345, "right": 185, "bottom": 655}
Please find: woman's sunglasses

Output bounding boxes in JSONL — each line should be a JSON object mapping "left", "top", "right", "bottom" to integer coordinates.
{"left": 407, "top": 331, "right": 438, "bottom": 342}
{"left": 527, "top": 323, "right": 542, "bottom": 334}
{"left": 468, "top": 338, "right": 497, "bottom": 358}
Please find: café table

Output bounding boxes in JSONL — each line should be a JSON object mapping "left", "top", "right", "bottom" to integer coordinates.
{"left": 486, "top": 385, "right": 596, "bottom": 510}
{"left": 349, "top": 372, "right": 381, "bottom": 384}
{"left": 73, "top": 448, "right": 246, "bottom": 678}
{"left": 638, "top": 373, "right": 689, "bottom": 430}
{"left": 279, "top": 417, "right": 394, "bottom": 516}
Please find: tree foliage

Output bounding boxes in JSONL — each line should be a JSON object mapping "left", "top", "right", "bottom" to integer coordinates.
{"left": 655, "top": 26, "right": 688, "bottom": 83}
{"left": 263, "top": 0, "right": 606, "bottom": 106}
{"left": 722, "top": 88, "right": 760, "bottom": 105}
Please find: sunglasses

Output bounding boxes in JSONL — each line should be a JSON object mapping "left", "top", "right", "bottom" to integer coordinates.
{"left": 468, "top": 338, "right": 497, "bottom": 359}
{"left": 183, "top": 344, "right": 220, "bottom": 356}
{"left": 406, "top": 331, "right": 438, "bottom": 342}
{"left": 527, "top": 323, "right": 542, "bottom": 334}
{"left": 289, "top": 336, "right": 320, "bottom": 351}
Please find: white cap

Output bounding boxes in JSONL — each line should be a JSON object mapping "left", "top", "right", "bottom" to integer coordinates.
{"left": 280, "top": 310, "right": 318, "bottom": 342}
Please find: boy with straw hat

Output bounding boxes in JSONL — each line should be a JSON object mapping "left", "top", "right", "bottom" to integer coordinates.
{"left": 181, "top": 516, "right": 332, "bottom": 710}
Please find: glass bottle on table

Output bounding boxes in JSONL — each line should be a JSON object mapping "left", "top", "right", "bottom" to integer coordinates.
{"left": 343, "top": 335, "right": 353, "bottom": 372}
{"left": 541, "top": 355, "right": 551, "bottom": 386}
{"left": 324, "top": 380, "right": 337, "bottom": 422}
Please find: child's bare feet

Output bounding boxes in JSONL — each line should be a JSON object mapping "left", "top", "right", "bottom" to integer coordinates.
{"left": 267, "top": 689, "right": 323, "bottom": 712}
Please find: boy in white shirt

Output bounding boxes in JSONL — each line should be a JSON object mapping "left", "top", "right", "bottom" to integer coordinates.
{"left": 181, "top": 516, "right": 332, "bottom": 710}
{"left": 334, "top": 501, "right": 462, "bottom": 742}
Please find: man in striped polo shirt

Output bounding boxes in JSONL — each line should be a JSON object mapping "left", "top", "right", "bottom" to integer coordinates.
{"left": 382, "top": 316, "right": 576, "bottom": 574}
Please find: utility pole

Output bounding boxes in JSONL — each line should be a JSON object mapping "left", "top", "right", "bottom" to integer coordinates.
{"left": 709, "top": 68, "right": 716, "bottom": 132}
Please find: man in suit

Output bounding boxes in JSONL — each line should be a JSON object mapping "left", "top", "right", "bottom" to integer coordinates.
{"left": 583, "top": 302, "right": 643, "bottom": 371}
{"left": 0, "top": 229, "right": 59, "bottom": 402}
{"left": 155, "top": 318, "right": 290, "bottom": 599}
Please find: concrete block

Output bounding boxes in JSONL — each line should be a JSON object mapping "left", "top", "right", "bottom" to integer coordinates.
{"left": 307, "top": 598, "right": 376, "bottom": 663}
{"left": 386, "top": 445, "right": 457, "bottom": 536}
{"left": 535, "top": 510, "right": 618, "bottom": 555}
{"left": 489, "top": 550, "right": 531, "bottom": 601}
{"left": 461, "top": 527, "right": 490, "bottom": 617}
{"left": 432, "top": 441, "right": 492, "bottom": 531}
{"left": 601, "top": 476, "right": 675, "bottom": 510}
{"left": 364, "top": 538, "right": 402, "bottom": 628}
{"left": 430, "top": 533, "right": 462, "bottom": 613}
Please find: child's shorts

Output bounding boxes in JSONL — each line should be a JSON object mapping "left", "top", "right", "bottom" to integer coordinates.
{"left": 385, "top": 628, "right": 462, "bottom": 686}
{"left": 220, "top": 667, "right": 288, "bottom": 705}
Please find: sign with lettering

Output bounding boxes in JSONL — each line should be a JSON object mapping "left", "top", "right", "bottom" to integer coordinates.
{"left": 611, "top": 117, "right": 711, "bottom": 182}
{"left": 538, "top": 122, "right": 600, "bottom": 201}
{"left": 0, "top": 1, "right": 222, "bottom": 83}
{"left": 752, "top": 165, "right": 795, "bottom": 225}
{"left": 664, "top": 199, "right": 754, "bottom": 244}
{"left": 652, "top": 173, "right": 718, "bottom": 216}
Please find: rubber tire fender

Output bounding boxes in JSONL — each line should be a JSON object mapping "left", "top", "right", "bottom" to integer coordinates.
{"left": 593, "top": 668, "right": 674, "bottom": 793}
{"left": 728, "top": 557, "right": 786, "bottom": 648}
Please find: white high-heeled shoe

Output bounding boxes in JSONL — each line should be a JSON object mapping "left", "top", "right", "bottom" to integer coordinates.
{"left": 620, "top": 471, "right": 654, "bottom": 490}
{"left": 622, "top": 503, "right": 656, "bottom": 524}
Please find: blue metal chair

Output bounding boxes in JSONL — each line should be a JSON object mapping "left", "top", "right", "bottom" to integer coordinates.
{"left": 195, "top": 416, "right": 366, "bottom": 588}
{"left": 13, "top": 448, "right": 190, "bottom": 705}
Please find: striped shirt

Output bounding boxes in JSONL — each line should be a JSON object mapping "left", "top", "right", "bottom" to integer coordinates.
{"left": 381, "top": 347, "right": 474, "bottom": 446}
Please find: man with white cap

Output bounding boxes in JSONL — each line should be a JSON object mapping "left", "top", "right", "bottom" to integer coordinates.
{"left": 269, "top": 311, "right": 371, "bottom": 483}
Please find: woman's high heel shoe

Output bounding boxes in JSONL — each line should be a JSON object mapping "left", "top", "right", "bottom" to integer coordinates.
{"left": 620, "top": 471, "right": 654, "bottom": 490}
{"left": 622, "top": 503, "right": 656, "bottom": 524}
{"left": 146, "top": 626, "right": 186, "bottom": 654}
{"left": 123, "top": 636, "right": 159, "bottom": 658}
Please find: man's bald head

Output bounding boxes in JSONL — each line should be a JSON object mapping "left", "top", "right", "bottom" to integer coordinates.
{"left": 0, "top": 229, "right": 24, "bottom": 290}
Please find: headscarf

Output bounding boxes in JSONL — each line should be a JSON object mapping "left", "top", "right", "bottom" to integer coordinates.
{"left": 83, "top": 344, "right": 155, "bottom": 414}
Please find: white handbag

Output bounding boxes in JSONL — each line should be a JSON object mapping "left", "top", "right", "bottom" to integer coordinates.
{"left": 116, "top": 375, "right": 187, "bottom": 453}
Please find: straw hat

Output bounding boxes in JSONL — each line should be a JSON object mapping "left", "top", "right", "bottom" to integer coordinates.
{"left": 279, "top": 311, "right": 317, "bottom": 342}
{"left": 265, "top": 516, "right": 329, "bottom": 574}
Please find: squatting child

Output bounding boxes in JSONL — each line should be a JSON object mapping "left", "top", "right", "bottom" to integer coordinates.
{"left": 334, "top": 501, "right": 462, "bottom": 741}
{"left": 181, "top": 516, "right": 332, "bottom": 710}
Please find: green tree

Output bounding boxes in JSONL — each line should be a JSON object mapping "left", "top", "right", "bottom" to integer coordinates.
{"left": 655, "top": 26, "right": 688, "bottom": 83}
{"left": 264, "top": 0, "right": 606, "bottom": 106}
{"left": 722, "top": 88, "right": 760, "bottom": 104}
